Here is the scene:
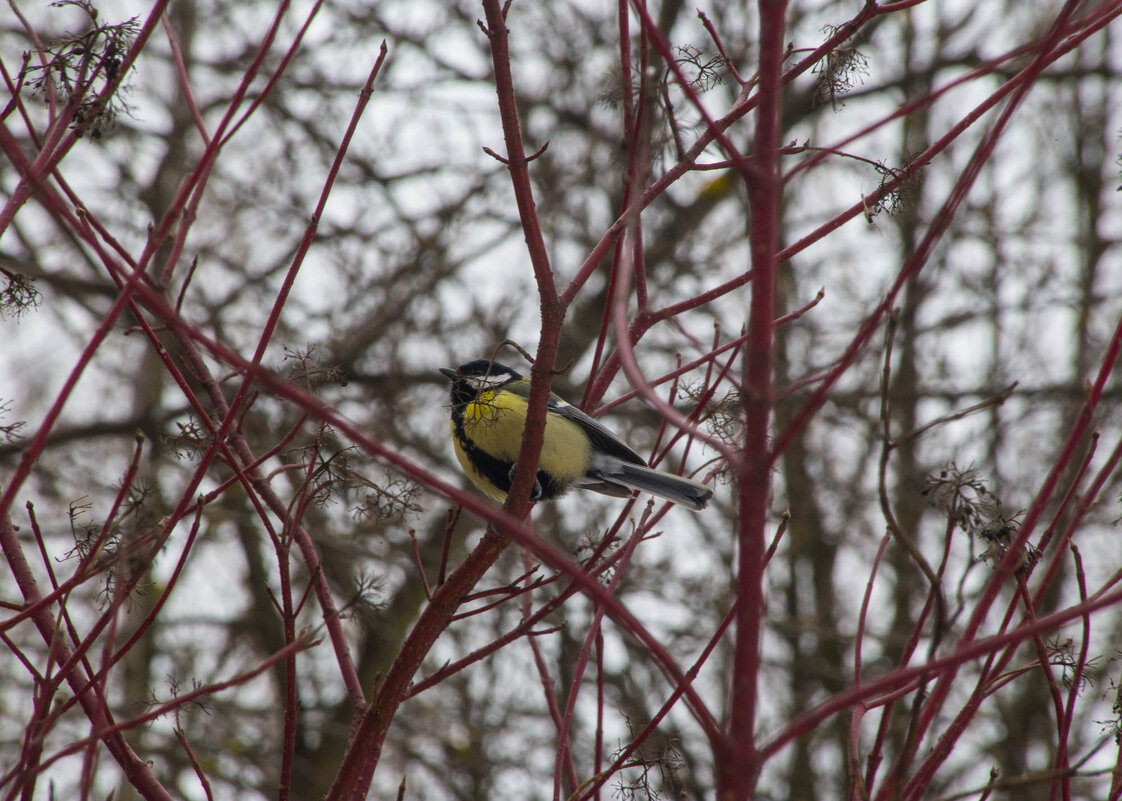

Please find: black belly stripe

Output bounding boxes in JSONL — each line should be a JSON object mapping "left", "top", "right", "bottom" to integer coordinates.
{"left": 453, "top": 424, "right": 571, "bottom": 500}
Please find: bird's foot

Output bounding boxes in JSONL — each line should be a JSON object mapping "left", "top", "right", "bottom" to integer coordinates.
{"left": 508, "top": 464, "right": 543, "bottom": 501}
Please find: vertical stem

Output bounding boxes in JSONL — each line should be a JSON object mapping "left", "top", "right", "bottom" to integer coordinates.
{"left": 327, "top": 4, "right": 565, "bottom": 797}
{"left": 725, "top": 1, "right": 787, "bottom": 798}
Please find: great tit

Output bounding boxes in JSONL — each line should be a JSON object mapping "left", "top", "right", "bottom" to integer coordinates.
{"left": 440, "top": 359, "right": 713, "bottom": 511}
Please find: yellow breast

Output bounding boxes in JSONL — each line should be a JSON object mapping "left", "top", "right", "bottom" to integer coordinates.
{"left": 454, "top": 389, "right": 591, "bottom": 500}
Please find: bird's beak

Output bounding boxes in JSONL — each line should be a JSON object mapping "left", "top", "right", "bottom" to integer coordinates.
{"left": 439, "top": 367, "right": 457, "bottom": 380}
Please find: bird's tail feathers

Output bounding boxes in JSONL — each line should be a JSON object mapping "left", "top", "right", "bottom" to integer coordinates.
{"left": 587, "top": 458, "right": 713, "bottom": 511}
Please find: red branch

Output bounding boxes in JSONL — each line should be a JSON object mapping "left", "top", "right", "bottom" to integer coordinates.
{"left": 722, "top": 2, "right": 788, "bottom": 797}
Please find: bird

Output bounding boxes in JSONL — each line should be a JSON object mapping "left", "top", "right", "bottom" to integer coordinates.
{"left": 440, "top": 359, "right": 713, "bottom": 510}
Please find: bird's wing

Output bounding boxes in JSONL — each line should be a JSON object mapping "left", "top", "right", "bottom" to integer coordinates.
{"left": 547, "top": 396, "right": 648, "bottom": 466}
{"left": 503, "top": 377, "right": 648, "bottom": 466}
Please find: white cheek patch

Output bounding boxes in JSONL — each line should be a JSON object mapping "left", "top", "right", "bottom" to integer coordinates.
{"left": 467, "top": 373, "right": 511, "bottom": 390}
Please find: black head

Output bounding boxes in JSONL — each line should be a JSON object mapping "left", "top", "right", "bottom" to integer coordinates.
{"left": 440, "top": 360, "right": 523, "bottom": 408}
{"left": 456, "top": 359, "right": 522, "bottom": 380}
